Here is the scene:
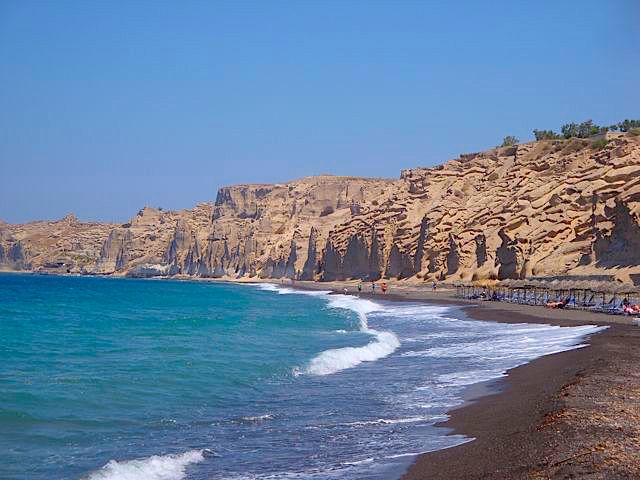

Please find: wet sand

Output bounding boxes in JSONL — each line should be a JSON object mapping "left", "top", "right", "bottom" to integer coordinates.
{"left": 285, "top": 280, "right": 640, "bottom": 479}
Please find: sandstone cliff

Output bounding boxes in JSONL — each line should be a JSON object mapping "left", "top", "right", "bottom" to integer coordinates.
{"left": 2, "top": 131, "right": 640, "bottom": 285}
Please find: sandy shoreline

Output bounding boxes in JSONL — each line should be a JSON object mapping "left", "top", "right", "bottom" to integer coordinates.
{"left": 401, "top": 306, "right": 640, "bottom": 479}
{"left": 276, "top": 279, "right": 640, "bottom": 479}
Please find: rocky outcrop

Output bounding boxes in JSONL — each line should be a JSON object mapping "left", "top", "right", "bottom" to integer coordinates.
{"left": 594, "top": 199, "right": 640, "bottom": 268}
{"left": 475, "top": 234, "right": 487, "bottom": 267}
{"left": 96, "top": 229, "right": 134, "bottom": 273}
{"left": 126, "top": 263, "right": 170, "bottom": 278}
{"left": 495, "top": 230, "right": 521, "bottom": 280}
{"left": 367, "top": 228, "right": 383, "bottom": 280}
{"left": 0, "top": 214, "right": 115, "bottom": 273}
{"left": 342, "top": 234, "right": 370, "bottom": 280}
{"left": 320, "top": 239, "right": 343, "bottom": 281}
{"left": 446, "top": 235, "right": 459, "bottom": 276}
{"left": 2, "top": 131, "right": 640, "bottom": 285}
{"left": 414, "top": 216, "right": 429, "bottom": 273}
{"left": 385, "top": 243, "right": 415, "bottom": 279}
{"left": 5, "top": 241, "right": 28, "bottom": 269}
{"left": 300, "top": 227, "right": 319, "bottom": 280}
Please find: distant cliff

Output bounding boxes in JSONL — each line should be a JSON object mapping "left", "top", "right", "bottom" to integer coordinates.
{"left": 2, "top": 131, "right": 640, "bottom": 286}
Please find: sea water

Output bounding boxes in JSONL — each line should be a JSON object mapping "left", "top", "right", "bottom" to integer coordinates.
{"left": 0, "top": 273, "right": 605, "bottom": 480}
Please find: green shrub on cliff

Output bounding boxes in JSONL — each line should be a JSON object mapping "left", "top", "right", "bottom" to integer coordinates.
{"left": 561, "top": 120, "right": 604, "bottom": 139}
{"left": 591, "top": 138, "right": 610, "bottom": 150}
{"left": 533, "top": 129, "right": 561, "bottom": 140}
{"left": 615, "top": 119, "right": 640, "bottom": 132}
{"left": 533, "top": 118, "right": 638, "bottom": 142}
{"left": 501, "top": 135, "right": 519, "bottom": 147}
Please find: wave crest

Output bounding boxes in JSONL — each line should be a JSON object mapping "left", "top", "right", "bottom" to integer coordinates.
{"left": 257, "top": 284, "right": 331, "bottom": 296}
{"left": 306, "top": 294, "right": 400, "bottom": 375}
{"left": 85, "top": 449, "right": 206, "bottom": 480}
{"left": 255, "top": 285, "right": 401, "bottom": 376}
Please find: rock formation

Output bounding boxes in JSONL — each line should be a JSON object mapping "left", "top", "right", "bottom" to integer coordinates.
{"left": 2, "top": 131, "right": 640, "bottom": 285}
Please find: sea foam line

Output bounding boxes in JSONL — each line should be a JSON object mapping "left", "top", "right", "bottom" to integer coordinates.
{"left": 306, "top": 294, "right": 400, "bottom": 375}
{"left": 85, "top": 449, "right": 206, "bottom": 480}
{"left": 257, "top": 284, "right": 401, "bottom": 376}
{"left": 257, "top": 283, "right": 331, "bottom": 296}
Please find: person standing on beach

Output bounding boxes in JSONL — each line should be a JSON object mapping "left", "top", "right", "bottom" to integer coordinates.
{"left": 432, "top": 281, "right": 437, "bottom": 291}
{"left": 381, "top": 282, "right": 387, "bottom": 294}
{"left": 371, "top": 282, "right": 376, "bottom": 293}
{"left": 357, "top": 283, "right": 362, "bottom": 293}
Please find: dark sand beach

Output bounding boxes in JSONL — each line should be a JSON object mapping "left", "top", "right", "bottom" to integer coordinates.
{"left": 287, "top": 280, "right": 640, "bottom": 479}
{"left": 404, "top": 307, "right": 640, "bottom": 479}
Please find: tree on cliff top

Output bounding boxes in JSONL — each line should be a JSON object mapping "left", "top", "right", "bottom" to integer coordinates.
{"left": 532, "top": 118, "right": 640, "bottom": 141}
{"left": 533, "top": 129, "right": 561, "bottom": 140}
{"left": 501, "top": 135, "right": 519, "bottom": 147}
{"left": 613, "top": 119, "right": 640, "bottom": 132}
{"left": 561, "top": 120, "right": 605, "bottom": 139}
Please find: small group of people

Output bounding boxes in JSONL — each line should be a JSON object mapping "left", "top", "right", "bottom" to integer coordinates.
{"left": 354, "top": 282, "right": 388, "bottom": 294}
{"left": 622, "top": 299, "right": 640, "bottom": 315}
{"left": 470, "top": 290, "right": 499, "bottom": 301}
{"left": 546, "top": 298, "right": 568, "bottom": 309}
{"left": 544, "top": 297, "right": 640, "bottom": 314}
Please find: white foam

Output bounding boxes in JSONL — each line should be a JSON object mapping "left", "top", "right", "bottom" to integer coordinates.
{"left": 85, "top": 450, "right": 206, "bottom": 480}
{"left": 342, "top": 415, "right": 445, "bottom": 427}
{"left": 257, "top": 283, "right": 331, "bottom": 296}
{"left": 255, "top": 284, "right": 402, "bottom": 376}
{"left": 306, "top": 294, "right": 400, "bottom": 375}
{"left": 341, "top": 457, "right": 374, "bottom": 466}
{"left": 383, "top": 452, "right": 423, "bottom": 459}
{"left": 240, "top": 414, "right": 274, "bottom": 422}
{"left": 434, "top": 368, "right": 508, "bottom": 387}
{"left": 405, "top": 324, "right": 605, "bottom": 366}
{"left": 305, "top": 331, "right": 400, "bottom": 375}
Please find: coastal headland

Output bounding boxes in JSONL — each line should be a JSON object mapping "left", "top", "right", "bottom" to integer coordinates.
{"left": 2, "top": 130, "right": 640, "bottom": 290}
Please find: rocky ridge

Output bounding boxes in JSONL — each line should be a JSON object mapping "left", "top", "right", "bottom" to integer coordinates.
{"left": 2, "top": 132, "right": 640, "bottom": 285}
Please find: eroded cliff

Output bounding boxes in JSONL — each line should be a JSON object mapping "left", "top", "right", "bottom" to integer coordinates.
{"left": 2, "top": 131, "right": 640, "bottom": 285}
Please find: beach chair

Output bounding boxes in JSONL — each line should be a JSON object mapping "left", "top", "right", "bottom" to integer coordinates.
{"left": 538, "top": 291, "right": 546, "bottom": 304}
{"left": 603, "top": 299, "right": 625, "bottom": 315}
{"left": 592, "top": 297, "right": 614, "bottom": 313}
{"left": 529, "top": 291, "right": 539, "bottom": 305}
{"left": 581, "top": 293, "right": 595, "bottom": 309}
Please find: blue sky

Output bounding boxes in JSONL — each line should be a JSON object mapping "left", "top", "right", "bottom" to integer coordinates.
{"left": 1, "top": 0, "right": 638, "bottom": 223}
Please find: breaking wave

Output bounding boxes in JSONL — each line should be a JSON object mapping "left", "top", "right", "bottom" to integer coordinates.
{"left": 257, "top": 283, "right": 331, "bottom": 296}
{"left": 257, "top": 284, "right": 401, "bottom": 376}
{"left": 85, "top": 449, "right": 206, "bottom": 480}
{"left": 306, "top": 295, "right": 400, "bottom": 375}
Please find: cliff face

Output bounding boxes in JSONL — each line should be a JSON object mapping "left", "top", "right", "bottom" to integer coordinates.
{"left": 0, "top": 214, "right": 115, "bottom": 273}
{"left": 319, "top": 133, "right": 640, "bottom": 285}
{"left": 2, "top": 132, "right": 640, "bottom": 285}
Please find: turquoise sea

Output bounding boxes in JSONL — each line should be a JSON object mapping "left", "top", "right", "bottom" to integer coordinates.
{"left": 0, "top": 273, "right": 604, "bottom": 480}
